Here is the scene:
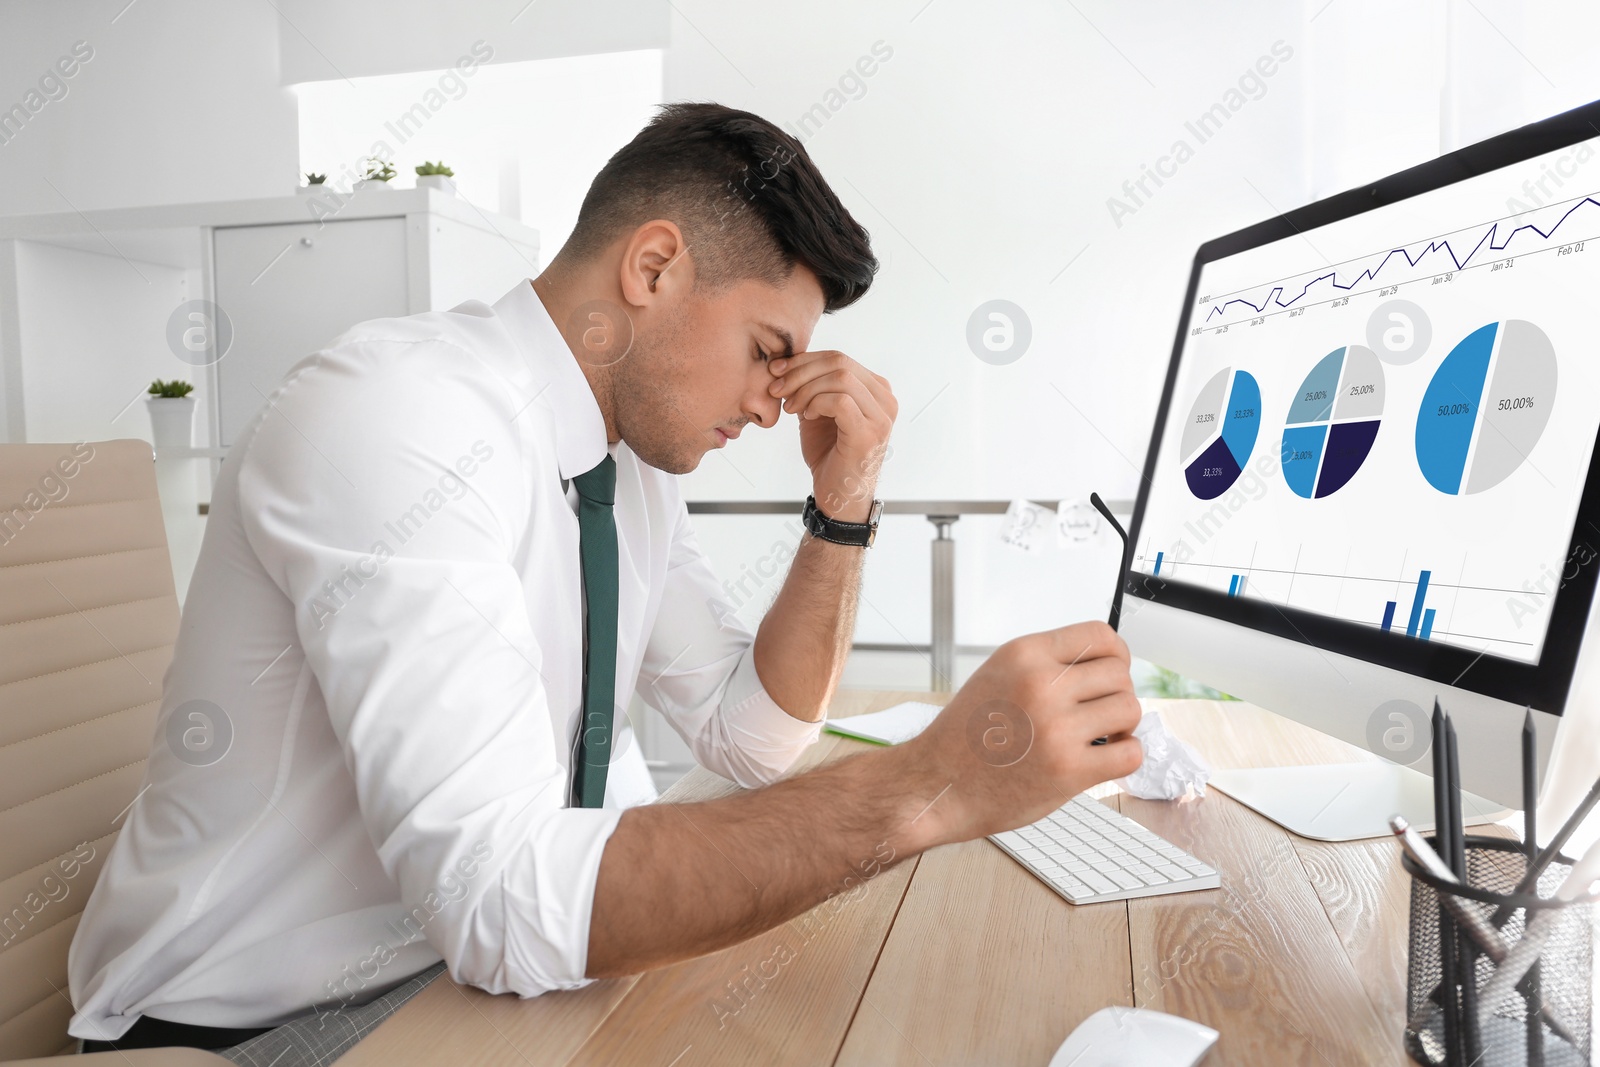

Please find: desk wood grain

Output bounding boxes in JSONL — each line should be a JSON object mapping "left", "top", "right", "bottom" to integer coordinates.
{"left": 346, "top": 693, "right": 1438, "bottom": 1067}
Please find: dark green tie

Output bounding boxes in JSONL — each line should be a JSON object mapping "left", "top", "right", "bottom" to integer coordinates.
{"left": 570, "top": 455, "right": 619, "bottom": 808}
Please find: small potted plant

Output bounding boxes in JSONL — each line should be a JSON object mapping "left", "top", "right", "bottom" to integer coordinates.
{"left": 302, "top": 172, "right": 326, "bottom": 190}
{"left": 146, "top": 379, "right": 196, "bottom": 452}
{"left": 415, "top": 161, "right": 456, "bottom": 194}
{"left": 353, "top": 157, "right": 396, "bottom": 190}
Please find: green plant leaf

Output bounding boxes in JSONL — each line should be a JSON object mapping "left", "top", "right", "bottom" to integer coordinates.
{"left": 148, "top": 378, "right": 194, "bottom": 398}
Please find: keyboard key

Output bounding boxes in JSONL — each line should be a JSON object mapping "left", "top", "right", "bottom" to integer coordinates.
{"left": 1108, "top": 871, "right": 1143, "bottom": 891}
{"left": 1082, "top": 872, "right": 1118, "bottom": 894}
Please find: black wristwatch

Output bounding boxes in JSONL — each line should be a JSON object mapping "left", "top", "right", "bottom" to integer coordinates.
{"left": 802, "top": 494, "right": 882, "bottom": 548}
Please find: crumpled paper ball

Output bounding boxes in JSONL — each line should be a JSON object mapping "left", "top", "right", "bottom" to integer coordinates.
{"left": 1116, "top": 710, "right": 1211, "bottom": 801}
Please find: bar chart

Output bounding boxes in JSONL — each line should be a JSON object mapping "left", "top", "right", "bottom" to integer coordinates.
{"left": 1380, "top": 568, "right": 1437, "bottom": 640}
{"left": 1126, "top": 544, "right": 1540, "bottom": 653}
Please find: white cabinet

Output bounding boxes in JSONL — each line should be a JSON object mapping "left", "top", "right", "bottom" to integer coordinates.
{"left": 213, "top": 217, "right": 410, "bottom": 445}
{"left": 0, "top": 187, "right": 539, "bottom": 450}
{"left": 0, "top": 188, "right": 539, "bottom": 596}
{"left": 205, "top": 191, "right": 540, "bottom": 448}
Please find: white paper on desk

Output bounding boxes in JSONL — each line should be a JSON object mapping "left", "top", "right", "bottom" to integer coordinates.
{"left": 1117, "top": 710, "right": 1211, "bottom": 801}
{"left": 825, "top": 701, "right": 942, "bottom": 745}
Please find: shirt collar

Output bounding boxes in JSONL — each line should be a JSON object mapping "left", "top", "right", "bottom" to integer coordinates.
{"left": 491, "top": 279, "right": 610, "bottom": 480}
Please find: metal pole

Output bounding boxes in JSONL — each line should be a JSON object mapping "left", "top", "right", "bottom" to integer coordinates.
{"left": 929, "top": 515, "right": 958, "bottom": 692}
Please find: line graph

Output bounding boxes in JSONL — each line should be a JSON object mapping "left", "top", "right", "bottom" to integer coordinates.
{"left": 1199, "top": 191, "right": 1600, "bottom": 327}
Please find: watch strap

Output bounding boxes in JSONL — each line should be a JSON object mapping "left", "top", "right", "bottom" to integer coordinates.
{"left": 803, "top": 495, "right": 881, "bottom": 547}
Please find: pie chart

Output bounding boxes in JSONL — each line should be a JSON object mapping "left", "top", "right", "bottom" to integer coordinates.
{"left": 1180, "top": 368, "right": 1261, "bottom": 500}
{"left": 1415, "top": 320, "right": 1556, "bottom": 495}
{"left": 1280, "top": 345, "right": 1385, "bottom": 499}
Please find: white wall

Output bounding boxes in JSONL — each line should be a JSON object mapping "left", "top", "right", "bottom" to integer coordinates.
{"left": 1444, "top": 0, "right": 1600, "bottom": 152}
{"left": 1308, "top": 0, "right": 1600, "bottom": 195}
{"left": 0, "top": 0, "right": 299, "bottom": 214}
{"left": 273, "top": 0, "right": 667, "bottom": 84}
{"left": 294, "top": 50, "right": 664, "bottom": 256}
{"left": 666, "top": 0, "right": 1309, "bottom": 659}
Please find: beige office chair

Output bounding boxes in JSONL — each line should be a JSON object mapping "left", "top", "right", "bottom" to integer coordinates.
{"left": 0, "top": 440, "right": 229, "bottom": 1064}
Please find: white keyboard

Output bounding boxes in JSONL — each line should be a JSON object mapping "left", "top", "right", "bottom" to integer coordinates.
{"left": 990, "top": 793, "right": 1221, "bottom": 904}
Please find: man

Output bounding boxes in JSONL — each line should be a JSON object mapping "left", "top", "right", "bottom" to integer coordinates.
{"left": 69, "top": 103, "right": 1141, "bottom": 1058}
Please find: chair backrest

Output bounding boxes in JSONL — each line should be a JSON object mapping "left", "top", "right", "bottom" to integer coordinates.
{"left": 0, "top": 440, "right": 181, "bottom": 1059}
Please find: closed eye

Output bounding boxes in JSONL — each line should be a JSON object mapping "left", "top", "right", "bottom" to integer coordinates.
{"left": 755, "top": 345, "right": 770, "bottom": 363}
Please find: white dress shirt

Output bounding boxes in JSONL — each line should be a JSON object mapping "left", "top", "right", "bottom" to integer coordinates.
{"left": 67, "top": 279, "right": 823, "bottom": 1040}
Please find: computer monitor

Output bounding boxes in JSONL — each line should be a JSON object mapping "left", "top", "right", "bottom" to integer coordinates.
{"left": 1122, "top": 98, "right": 1600, "bottom": 841}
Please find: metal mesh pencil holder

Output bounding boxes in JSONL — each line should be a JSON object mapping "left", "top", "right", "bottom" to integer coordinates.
{"left": 1403, "top": 835, "right": 1596, "bottom": 1067}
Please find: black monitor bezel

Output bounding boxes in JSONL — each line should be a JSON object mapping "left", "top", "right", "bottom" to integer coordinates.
{"left": 1124, "top": 97, "right": 1600, "bottom": 715}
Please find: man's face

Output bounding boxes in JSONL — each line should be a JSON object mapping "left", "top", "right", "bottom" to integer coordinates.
{"left": 613, "top": 263, "right": 826, "bottom": 474}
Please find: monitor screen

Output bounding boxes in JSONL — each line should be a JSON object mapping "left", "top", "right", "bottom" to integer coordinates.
{"left": 1127, "top": 102, "right": 1600, "bottom": 712}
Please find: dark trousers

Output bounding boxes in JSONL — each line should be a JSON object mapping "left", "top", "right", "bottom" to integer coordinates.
{"left": 80, "top": 1013, "right": 273, "bottom": 1053}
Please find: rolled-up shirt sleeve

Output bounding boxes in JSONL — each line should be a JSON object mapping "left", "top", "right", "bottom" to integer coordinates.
{"left": 635, "top": 500, "right": 824, "bottom": 789}
{"left": 236, "top": 340, "right": 617, "bottom": 998}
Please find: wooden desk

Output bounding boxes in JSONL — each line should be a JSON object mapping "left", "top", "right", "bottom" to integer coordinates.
{"left": 341, "top": 692, "right": 1435, "bottom": 1066}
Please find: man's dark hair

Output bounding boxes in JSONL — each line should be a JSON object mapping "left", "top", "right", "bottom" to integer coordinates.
{"left": 560, "top": 102, "right": 878, "bottom": 313}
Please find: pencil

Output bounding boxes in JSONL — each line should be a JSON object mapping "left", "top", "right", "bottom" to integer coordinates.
{"left": 1522, "top": 709, "right": 1543, "bottom": 1066}
{"left": 1493, "top": 770, "right": 1600, "bottom": 926}
{"left": 1446, "top": 715, "right": 1481, "bottom": 1064}
{"left": 1432, "top": 701, "right": 1461, "bottom": 1063}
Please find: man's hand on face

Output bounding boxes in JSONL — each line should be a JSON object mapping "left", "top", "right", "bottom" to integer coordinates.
{"left": 767, "top": 351, "right": 897, "bottom": 523}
